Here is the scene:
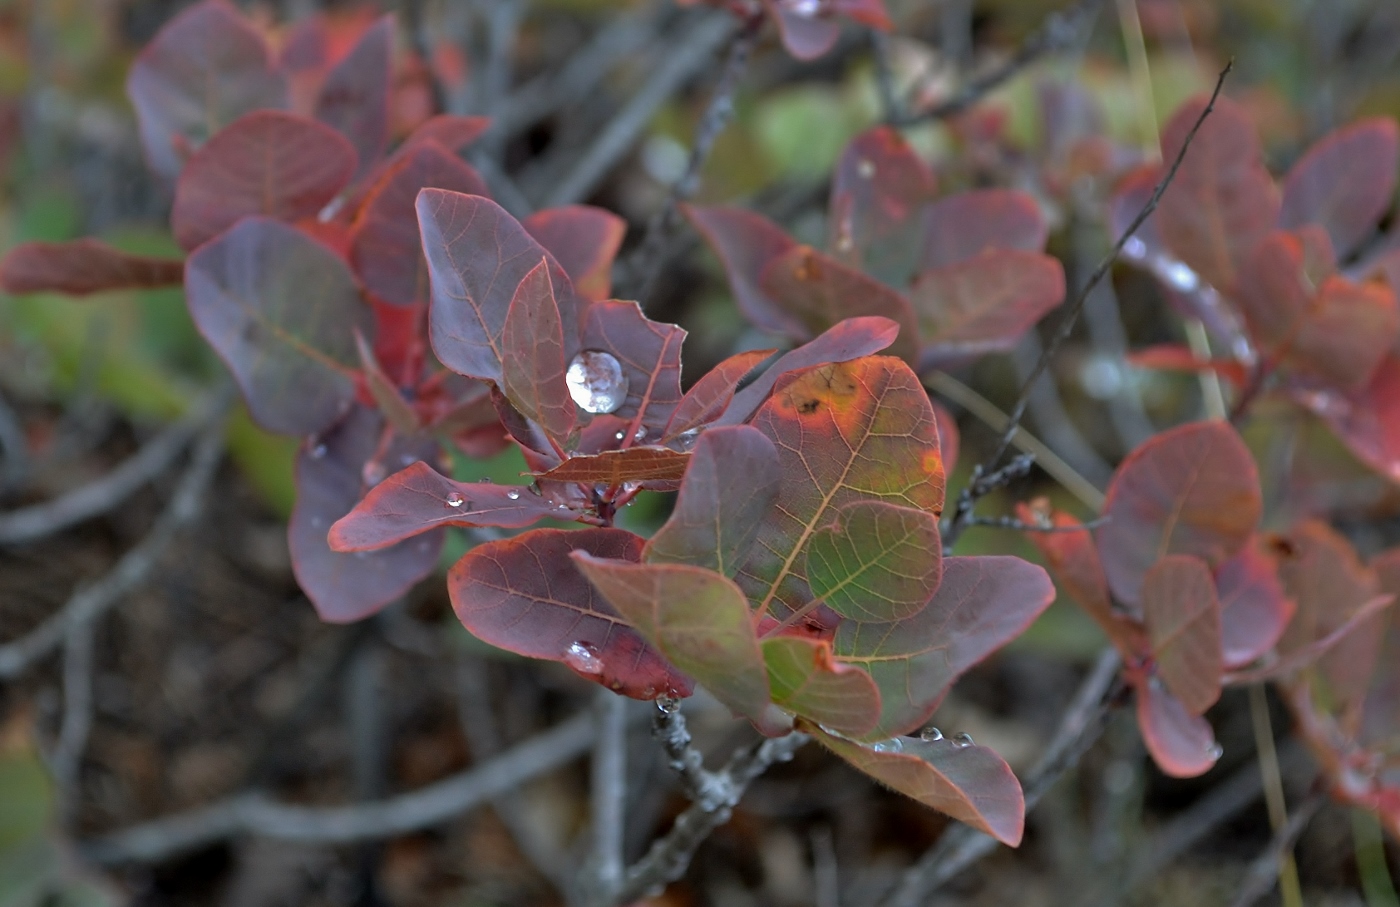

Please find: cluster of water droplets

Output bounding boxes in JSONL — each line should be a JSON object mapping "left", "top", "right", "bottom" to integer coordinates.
{"left": 566, "top": 351, "right": 627, "bottom": 414}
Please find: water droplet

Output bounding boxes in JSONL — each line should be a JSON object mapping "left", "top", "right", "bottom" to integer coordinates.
{"left": 632, "top": 426, "right": 647, "bottom": 443}
{"left": 856, "top": 157, "right": 875, "bottom": 178}
{"left": 557, "top": 503, "right": 569, "bottom": 510}
{"left": 479, "top": 477, "right": 493, "bottom": 484}
{"left": 310, "top": 444, "right": 328, "bottom": 459}
{"left": 566, "top": 350, "right": 627, "bottom": 414}
{"left": 951, "top": 732, "right": 974, "bottom": 748}
{"left": 527, "top": 483, "right": 542, "bottom": 496}
{"left": 1080, "top": 355, "right": 1123, "bottom": 399}
{"left": 563, "top": 641, "right": 604, "bottom": 675}
{"left": 506, "top": 490, "right": 520, "bottom": 500}
{"left": 621, "top": 481, "right": 641, "bottom": 495}
{"left": 674, "top": 428, "right": 700, "bottom": 451}
{"left": 919, "top": 726, "right": 943, "bottom": 742}
{"left": 1160, "top": 259, "right": 1200, "bottom": 292}
{"left": 361, "top": 460, "right": 387, "bottom": 487}
{"left": 1207, "top": 742, "right": 1224, "bottom": 760}
{"left": 1121, "top": 236, "right": 1147, "bottom": 259}
{"left": 870, "top": 738, "right": 903, "bottom": 754}
{"left": 655, "top": 694, "right": 680, "bottom": 714}
{"left": 446, "top": 492, "right": 466, "bottom": 508}
{"left": 614, "top": 431, "right": 626, "bottom": 441}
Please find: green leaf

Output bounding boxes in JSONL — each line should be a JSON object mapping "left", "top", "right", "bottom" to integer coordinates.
{"left": 806, "top": 501, "right": 942, "bottom": 623}
{"left": 762, "top": 636, "right": 880, "bottom": 736}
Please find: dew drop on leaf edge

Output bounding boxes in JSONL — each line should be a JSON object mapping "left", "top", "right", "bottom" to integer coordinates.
{"left": 564, "top": 641, "right": 604, "bottom": 675}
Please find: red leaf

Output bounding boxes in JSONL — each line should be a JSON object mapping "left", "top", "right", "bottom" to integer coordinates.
{"left": 833, "top": 556, "right": 1055, "bottom": 740}
{"left": 1014, "top": 502, "right": 1147, "bottom": 658}
{"left": 921, "top": 189, "right": 1048, "bottom": 270}
{"left": 501, "top": 259, "right": 576, "bottom": 442}
{"left": 683, "top": 204, "right": 801, "bottom": 335}
{"left": 0, "top": 239, "right": 183, "bottom": 295}
{"left": 1096, "top": 421, "right": 1261, "bottom": 607}
{"left": 1296, "top": 353, "right": 1400, "bottom": 483}
{"left": 330, "top": 461, "right": 572, "bottom": 552}
{"left": 663, "top": 348, "right": 776, "bottom": 441}
{"left": 763, "top": 0, "right": 842, "bottom": 60}
{"left": 1155, "top": 94, "right": 1280, "bottom": 295}
{"left": 1143, "top": 555, "right": 1221, "bottom": 716}
{"left": 354, "top": 329, "right": 418, "bottom": 436}
{"left": 126, "top": 0, "right": 288, "bottom": 180}
{"left": 419, "top": 189, "right": 579, "bottom": 383}
{"left": 524, "top": 206, "right": 627, "bottom": 302}
{"left": 448, "top": 528, "right": 694, "bottom": 699}
{"left": 314, "top": 16, "right": 392, "bottom": 181}
{"left": 580, "top": 301, "right": 685, "bottom": 436}
{"left": 759, "top": 245, "right": 920, "bottom": 364}
{"left": 185, "top": 217, "right": 372, "bottom": 436}
{"left": 1127, "top": 344, "right": 1248, "bottom": 387}
{"left": 1135, "top": 677, "right": 1220, "bottom": 778}
{"left": 762, "top": 637, "right": 880, "bottom": 737}
{"left": 572, "top": 555, "right": 785, "bottom": 731}
{"left": 535, "top": 447, "right": 691, "bottom": 485}
{"left": 827, "top": 126, "right": 936, "bottom": 281}
{"left": 350, "top": 142, "right": 488, "bottom": 307}
{"left": 911, "top": 249, "right": 1066, "bottom": 366}
{"left": 717, "top": 316, "right": 901, "bottom": 426}
{"left": 171, "top": 110, "right": 357, "bottom": 251}
{"left": 808, "top": 724, "right": 1026, "bottom": 846}
{"left": 399, "top": 114, "right": 492, "bottom": 156}
{"left": 1280, "top": 118, "right": 1399, "bottom": 260}
{"left": 645, "top": 425, "right": 781, "bottom": 576}
{"left": 1216, "top": 540, "right": 1294, "bottom": 670}
{"left": 289, "top": 407, "right": 444, "bottom": 623}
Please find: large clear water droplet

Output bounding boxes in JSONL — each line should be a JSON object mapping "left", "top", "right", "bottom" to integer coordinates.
{"left": 919, "top": 727, "right": 943, "bottom": 742}
{"left": 566, "top": 351, "right": 627, "bottom": 414}
{"left": 951, "top": 732, "right": 974, "bottom": 748}
{"left": 361, "top": 460, "right": 386, "bottom": 487}
{"left": 563, "top": 641, "right": 604, "bottom": 675}
{"left": 446, "top": 492, "right": 466, "bottom": 508}
{"left": 870, "top": 738, "right": 903, "bottom": 754}
{"left": 506, "top": 490, "right": 521, "bottom": 500}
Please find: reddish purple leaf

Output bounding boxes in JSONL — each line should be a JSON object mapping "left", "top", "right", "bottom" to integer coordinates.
{"left": 911, "top": 249, "right": 1066, "bottom": 366}
{"left": 329, "top": 461, "right": 571, "bottom": 552}
{"left": 645, "top": 425, "right": 781, "bottom": 576}
{"left": 1135, "top": 677, "right": 1220, "bottom": 778}
{"left": 663, "top": 348, "right": 776, "bottom": 441}
{"left": 1280, "top": 118, "right": 1399, "bottom": 260}
{"left": 762, "top": 637, "right": 880, "bottom": 737}
{"left": 808, "top": 724, "right": 1025, "bottom": 846}
{"left": 832, "top": 556, "right": 1054, "bottom": 740}
{"left": 448, "top": 528, "right": 694, "bottom": 700}
{"left": 1143, "top": 555, "right": 1222, "bottom": 716}
{"left": 314, "top": 16, "right": 392, "bottom": 181}
{"left": 1296, "top": 353, "right": 1400, "bottom": 484}
{"left": 535, "top": 447, "right": 691, "bottom": 485}
{"left": 921, "top": 189, "right": 1048, "bottom": 270}
{"left": 1096, "top": 421, "right": 1261, "bottom": 608}
{"left": 1216, "top": 541, "right": 1294, "bottom": 670}
{"left": 126, "top": 0, "right": 288, "bottom": 180}
{"left": 350, "top": 142, "right": 488, "bottom": 307}
{"left": 572, "top": 555, "right": 785, "bottom": 731}
{"left": 580, "top": 301, "right": 685, "bottom": 435}
{"left": 419, "top": 189, "right": 579, "bottom": 383}
{"left": 501, "top": 259, "right": 576, "bottom": 442}
{"left": 1224, "top": 593, "right": 1393, "bottom": 685}
{"left": 832, "top": 0, "right": 892, "bottom": 28}
{"left": 171, "top": 110, "right": 357, "bottom": 251}
{"left": 683, "top": 204, "right": 801, "bottom": 335}
{"left": 827, "top": 126, "right": 936, "bottom": 281}
{"left": 289, "top": 407, "right": 444, "bottom": 623}
{"left": 0, "top": 239, "right": 183, "bottom": 295}
{"left": 931, "top": 399, "right": 959, "bottom": 473}
{"left": 759, "top": 245, "right": 920, "bottom": 364}
{"left": 1155, "top": 94, "right": 1280, "bottom": 295}
{"left": 524, "top": 206, "right": 627, "bottom": 303}
{"left": 185, "top": 217, "right": 371, "bottom": 436}
{"left": 717, "top": 316, "right": 901, "bottom": 426}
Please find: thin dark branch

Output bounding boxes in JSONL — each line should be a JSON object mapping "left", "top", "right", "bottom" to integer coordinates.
{"left": 1228, "top": 789, "right": 1326, "bottom": 907}
{"left": 881, "top": 648, "right": 1122, "bottom": 907}
{"left": 0, "top": 404, "right": 229, "bottom": 680}
{"left": 82, "top": 711, "right": 600, "bottom": 864}
{"left": 542, "top": 12, "right": 735, "bottom": 208}
{"left": 941, "top": 61, "right": 1233, "bottom": 552}
{"left": 889, "top": 0, "right": 1106, "bottom": 127}
{"left": 614, "top": 731, "right": 809, "bottom": 904}
{"left": 0, "top": 388, "right": 226, "bottom": 546}
{"left": 967, "top": 514, "right": 1109, "bottom": 533}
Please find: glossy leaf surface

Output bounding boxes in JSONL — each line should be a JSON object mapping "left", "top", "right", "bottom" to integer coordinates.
{"left": 805, "top": 501, "right": 942, "bottom": 623}
{"left": 449, "top": 529, "right": 693, "bottom": 699}
{"left": 0, "top": 240, "right": 183, "bottom": 295}
{"left": 1096, "top": 421, "right": 1261, "bottom": 607}
{"left": 580, "top": 301, "right": 685, "bottom": 433}
{"left": 1142, "top": 555, "right": 1221, "bottom": 716}
{"left": 645, "top": 426, "right": 781, "bottom": 576}
{"left": 809, "top": 726, "right": 1025, "bottom": 846}
{"left": 535, "top": 447, "right": 691, "bottom": 485}
{"left": 289, "top": 407, "right": 444, "bottom": 623}
{"left": 762, "top": 637, "right": 880, "bottom": 737}
{"left": 1216, "top": 541, "right": 1294, "bottom": 669}
{"left": 524, "top": 206, "right": 627, "bottom": 302}
{"left": 185, "top": 217, "right": 370, "bottom": 436}
{"left": 172, "top": 110, "right": 357, "bottom": 251}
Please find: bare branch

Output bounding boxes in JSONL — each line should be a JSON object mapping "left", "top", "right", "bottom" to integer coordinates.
{"left": 542, "top": 12, "right": 734, "bottom": 208}
{"left": 0, "top": 388, "right": 227, "bottom": 546}
{"left": 82, "top": 710, "right": 600, "bottom": 864}
{"left": 0, "top": 403, "right": 229, "bottom": 680}
{"left": 942, "top": 61, "right": 1233, "bottom": 551}
{"left": 0, "top": 389, "right": 28, "bottom": 494}
{"left": 53, "top": 617, "right": 97, "bottom": 827}
{"left": 967, "top": 513, "right": 1109, "bottom": 533}
{"left": 652, "top": 699, "right": 734, "bottom": 811}
{"left": 580, "top": 691, "right": 630, "bottom": 905}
